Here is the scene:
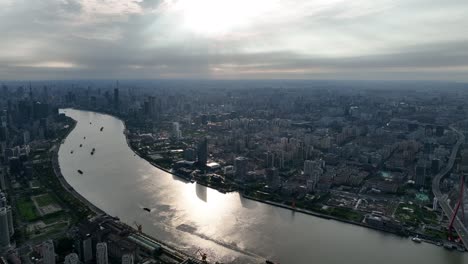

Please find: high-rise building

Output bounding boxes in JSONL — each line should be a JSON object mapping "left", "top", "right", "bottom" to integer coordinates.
{"left": 234, "top": 157, "right": 248, "bottom": 181}
{"left": 0, "top": 169, "right": 5, "bottom": 190}
{"left": 264, "top": 151, "right": 275, "bottom": 168}
{"left": 121, "top": 253, "right": 134, "bottom": 264}
{"left": 148, "top": 96, "right": 158, "bottom": 119}
{"left": 435, "top": 126, "right": 444, "bottom": 137}
{"left": 415, "top": 163, "right": 426, "bottom": 187}
{"left": 172, "top": 122, "right": 182, "bottom": 141}
{"left": 96, "top": 242, "right": 108, "bottom": 264}
{"left": 64, "top": 253, "right": 79, "bottom": 264}
{"left": 42, "top": 240, "right": 56, "bottom": 264}
{"left": 0, "top": 126, "right": 8, "bottom": 143}
{"left": 197, "top": 138, "right": 208, "bottom": 166}
{"left": 42, "top": 86, "right": 49, "bottom": 102}
{"left": 0, "top": 192, "right": 6, "bottom": 207}
{"left": 0, "top": 207, "right": 10, "bottom": 249}
{"left": 183, "top": 148, "right": 196, "bottom": 161}
{"left": 113, "top": 88, "right": 120, "bottom": 111}
{"left": 33, "top": 102, "right": 49, "bottom": 120}
{"left": 303, "top": 160, "right": 314, "bottom": 177}
{"left": 23, "top": 131, "right": 31, "bottom": 145}
{"left": 303, "top": 160, "right": 324, "bottom": 191}
{"left": 6, "top": 206, "right": 13, "bottom": 236}
{"left": 266, "top": 168, "right": 280, "bottom": 189}
{"left": 82, "top": 237, "right": 93, "bottom": 263}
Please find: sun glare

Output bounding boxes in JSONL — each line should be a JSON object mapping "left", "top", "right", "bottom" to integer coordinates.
{"left": 171, "top": 0, "right": 278, "bottom": 36}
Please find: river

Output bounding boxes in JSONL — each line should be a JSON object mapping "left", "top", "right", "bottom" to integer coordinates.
{"left": 58, "top": 109, "right": 467, "bottom": 264}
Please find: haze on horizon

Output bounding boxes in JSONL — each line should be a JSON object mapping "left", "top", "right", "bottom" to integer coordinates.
{"left": 1, "top": 0, "right": 468, "bottom": 81}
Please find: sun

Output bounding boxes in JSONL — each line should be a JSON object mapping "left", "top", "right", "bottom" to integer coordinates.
{"left": 170, "top": 0, "right": 278, "bottom": 36}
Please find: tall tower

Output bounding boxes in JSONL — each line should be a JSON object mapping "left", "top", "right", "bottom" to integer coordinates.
{"left": 96, "top": 242, "right": 108, "bottom": 264}
{"left": 113, "top": 88, "right": 120, "bottom": 112}
{"left": 42, "top": 240, "right": 56, "bottom": 264}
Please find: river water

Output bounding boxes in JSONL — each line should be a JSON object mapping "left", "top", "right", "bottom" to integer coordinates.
{"left": 58, "top": 109, "right": 467, "bottom": 264}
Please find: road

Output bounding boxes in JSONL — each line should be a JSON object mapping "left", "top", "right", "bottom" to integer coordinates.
{"left": 432, "top": 126, "right": 468, "bottom": 248}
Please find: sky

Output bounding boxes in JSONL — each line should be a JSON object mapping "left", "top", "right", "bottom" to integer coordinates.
{"left": 1, "top": 0, "right": 468, "bottom": 81}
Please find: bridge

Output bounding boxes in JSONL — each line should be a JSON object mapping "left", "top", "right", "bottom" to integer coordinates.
{"left": 432, "top": 126, "right": 468, "bottom": 248}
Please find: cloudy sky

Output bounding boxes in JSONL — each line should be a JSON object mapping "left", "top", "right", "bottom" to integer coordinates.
{"left": 1, "top": 0, "right": 468, "bottom": 81}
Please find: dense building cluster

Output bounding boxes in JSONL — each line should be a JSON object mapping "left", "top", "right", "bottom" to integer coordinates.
{"left": 0, "top": 82, "right": 207, "bottom": 264}
{"left": 1, "top": 80, "right": 468, "bottom": 262}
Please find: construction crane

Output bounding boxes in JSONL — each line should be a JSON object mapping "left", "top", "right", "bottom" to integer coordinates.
{"left": 133, "top": 221, "right": 142, "bottom": 233}
{"left": 195, "top": 249, "right": 208, "bottom": 263}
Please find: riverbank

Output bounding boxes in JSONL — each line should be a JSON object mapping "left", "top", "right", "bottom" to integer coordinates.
{"left": 242, "top": 194, "right": 410, "bottom": 237}
{"left": 54, "top": 111, "right": 211, "bottom": 263}
{"left": 66, "top": 107, "right": 465, "bottom": 253}
{"left": 51, "top": 118, "right": 105, "bottom": 215}
{"left": 123, "top": 124, "right": 412, "bottom": 238}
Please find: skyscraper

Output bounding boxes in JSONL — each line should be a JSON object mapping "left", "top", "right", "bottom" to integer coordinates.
{"left": 42, "top": 240, "right": 56, "bottom": 264}
{"left": 415, "top": 163, "right": 426, "bottom": 187}
{"left": 0, "top": 169, "right": 5, "bottom": 190}
{"left": 303, "top": 160, "right": 323, "bottom": 191}
{"left": 0, "top": 192, "right": 6, "bottom": 207}
{"left": 82, "top": 237, "right": 93, "bottom": 263}
{"left": 64, "top": 253, "right": 79, "bottom": 264}
{"left": 172, "top": 122, "right": 182, "bottom": 141}
{"left": 266, "top": 168, "right": 280, "bottom": 189}
{"left": 234, "top": 157, "right": 248, "bottom": 181}
{"left": 114, "top": 88, "right": 120, "bottom": 112}
{"left": 303, "top": 160, "right": 316, "bottom": 177}
{"left": 96, "top": 242, "right": 108, "bottom": 264}
{"left": 197, "top": 137, "right": 208, "bottom": 166}
{"left": 121, "top": 253, "right": 134, "bottom": 264}
{"left": 0, "top": 207, "right": 10, "bottom": 249}
{"left": 149, "top": 96, "right": 157, "bottom": 119}
{"left": 6, "top": 206, "right": 13, "bottom": 236}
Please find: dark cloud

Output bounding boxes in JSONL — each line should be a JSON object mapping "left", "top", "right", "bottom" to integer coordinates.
{"left": 0, "top": 0, "right": 468, "bottom": 81}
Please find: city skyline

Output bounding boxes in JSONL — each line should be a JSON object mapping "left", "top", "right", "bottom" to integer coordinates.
{"left": 1, "top": 0, "right": 468, "bottom": 81}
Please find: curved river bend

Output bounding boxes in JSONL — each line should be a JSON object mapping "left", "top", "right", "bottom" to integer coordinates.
{"left": 58, "top": 109, "right": 466, "bottom": 264}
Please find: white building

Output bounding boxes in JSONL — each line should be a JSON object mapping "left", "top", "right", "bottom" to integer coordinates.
{"left": 121, "top": 253, "right": 134, "bottom": 264}
{"left": 96, "top": 242, "right": 108, "bottom": 264}
{"left": 303, "top": 160, "right": 324, "bottom": 191}
{"left": 64, "top": 253, "right": 79, "bottom": 264}
{"left": 172, "top": 122, "right": 182, "bottom": 141}
{"left": 42, "top": 240, "right": 56, "bottom": 264}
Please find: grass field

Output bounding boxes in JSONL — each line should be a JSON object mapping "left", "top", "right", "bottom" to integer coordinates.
{"left": 17, "top": 198, "right": 39, "bottom": 221}
{"left": 34, "top": 194, "right": 57, "bottom": 207}
{"left": 395, "top": 202, "right": 438, "bottom": 227}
